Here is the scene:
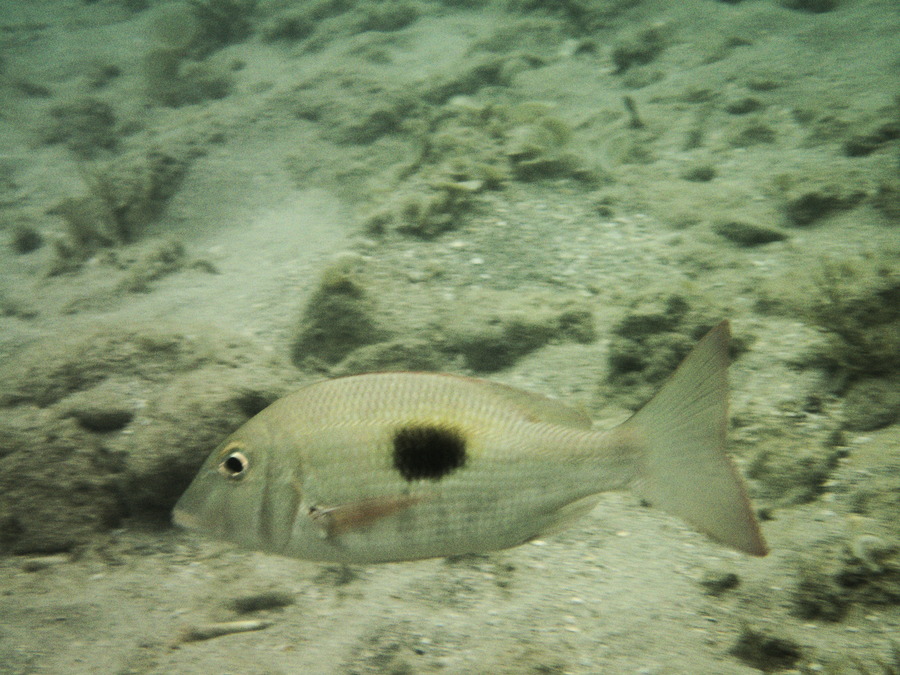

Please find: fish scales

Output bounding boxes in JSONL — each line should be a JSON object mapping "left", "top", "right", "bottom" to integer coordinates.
{"left": 174, "top": 322, "right": 768, "bottom": 563}
{"left": 264, "top": 374, "right": 611, "bottom": 561}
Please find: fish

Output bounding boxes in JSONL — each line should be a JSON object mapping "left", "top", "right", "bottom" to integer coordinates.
{"left": 173, "top": 320, "right": 768, "bottom": 563}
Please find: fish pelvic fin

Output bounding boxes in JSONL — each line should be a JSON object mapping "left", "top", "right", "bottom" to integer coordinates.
{"left": 617, "top": 320, "right": 768, "bottom": 557}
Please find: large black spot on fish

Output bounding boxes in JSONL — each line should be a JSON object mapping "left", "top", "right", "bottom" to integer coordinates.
{"left": 392, "top": 425, "right": 467, "bottom": 481}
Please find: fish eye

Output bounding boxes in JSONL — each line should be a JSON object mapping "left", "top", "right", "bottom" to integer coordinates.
{"left": 218, "top": 450, "right": 249, "bottom": 480}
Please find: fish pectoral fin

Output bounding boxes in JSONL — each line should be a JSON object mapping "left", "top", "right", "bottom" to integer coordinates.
{"left": 308, "top": 495, "right": 422, "bottom": 538}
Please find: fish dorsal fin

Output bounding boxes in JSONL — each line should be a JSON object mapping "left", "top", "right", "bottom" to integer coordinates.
{"left": 477, "top": 380, "right": 593, "bottom": 429}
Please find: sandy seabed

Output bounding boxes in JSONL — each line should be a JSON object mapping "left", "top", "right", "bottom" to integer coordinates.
{"left": 0, "top": 1, "right": 898, "bottom": 673}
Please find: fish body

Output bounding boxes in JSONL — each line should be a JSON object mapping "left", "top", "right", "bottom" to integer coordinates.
{"left": 173, "top": 321, "right": 767, "bottom": 563}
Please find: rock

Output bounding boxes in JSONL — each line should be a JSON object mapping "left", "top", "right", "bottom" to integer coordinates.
{"left": 333, "top": 339, "right": 447, "bottom": 376}
{"left": 790, "top": 536, "right": 900, "bottom": 621}
{"left": 444, "top": 293, "right": 595, "bottom": 372}
{"left": 0, "top": 324, "right": 289, "bottom": 551}
{"left": 10, "top": 223, "right": 43, "bottom": 254}
{"left": 729, "top": 121, "right": 776, "bottom": 147}
{"left": 0, "top": 326, "right": 214, "bottom": 407}
{"left": 729, "top": 625, "right": 802, "bottom": 671}
{"left": 117, "top": 239, "right": 187, "bottom": 293}
{"left": 228, "top": 591, "right": 295, "bottom": 614}
{"left": 873, "top": 178, "right": 900, "bottom": 221}
{"left": 611, "top": 26, "right": 665, "bottom": 74}
{"left": 124, "top": 366, "right": 286, "bottom": 515}
{"left": 792, "top": 563, "right": 849, "bottom": 621}
{"left": 612, "top": 294, "right": 689, "bottom": 339}
{"left": 61, "top": 382, "right": 136, "bottom": 432}
{"left": 680, "top": 164, "right": 716, "bottom": 182}
{"left": 41, "top": 97, "right": 118, "bottom": 158}
{"left": 713, "top": 220, "right": 787, "bottom": 246}
{"left": 779, "top": 0, "right": 838, "bottom": 13}
{"left": 603, "top": 295, "right": 752, "bottom": 409}
{"left": 843, "top": 122, "right": 900, "bottom": 157}
{"left": 784, "top": 185, "right": 865, "bottom": 226}
{"left": 746, "top": 441, "right": 841, "bottom": 506}
{"left": 841, "top": 376, "right": 900, "bottom": 431}
{"left": 699, "top": 570, "right": 740, "bottom": 595}
{"left": 0, "top": 410, "right": 126, "bottom": 555}
{"left": 48, "top": 146, "right": 191, "bottom": 272}
{"left": 724, "top": 97, "right": 763, "bottom": 115}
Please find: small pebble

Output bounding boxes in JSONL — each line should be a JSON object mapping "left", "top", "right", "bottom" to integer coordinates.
{"left": 178, "top": 619, "right": 273, "bottom": 643}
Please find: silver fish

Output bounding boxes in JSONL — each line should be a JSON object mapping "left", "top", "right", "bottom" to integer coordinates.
{"left": 173, "top": 321, "right": 767, "bottom": 563}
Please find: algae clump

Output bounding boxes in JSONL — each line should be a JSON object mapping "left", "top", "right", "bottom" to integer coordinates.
{"left": 142, "top": 0, "right": 251, "bottom": 106}
{"left": 768, "top": 254, "right": 900, "bottom": 430}
{"left": 48, "top": 148, "right": 189, "bottom": 273}
{"left": 364, "top": 99, "right": 598, "bottom": 237}
{"left": 291, "top": 255, "right": 390, "bottom": 367}
{"left": 802, "top": 260, "right": 899, "bottom": 371}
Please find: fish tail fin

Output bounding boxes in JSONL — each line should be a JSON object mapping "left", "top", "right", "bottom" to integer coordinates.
{"left": 617, "top": 320, "right": 768, "bottom": 556}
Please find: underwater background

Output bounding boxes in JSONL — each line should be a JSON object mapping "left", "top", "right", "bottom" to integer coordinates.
{"left": 0, "top": 0, "right": 898, "bottom": 672}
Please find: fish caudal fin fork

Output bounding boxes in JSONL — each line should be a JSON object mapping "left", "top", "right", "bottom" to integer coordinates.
{"left": 620, "top": 321, "right": 768, "bottom": 556}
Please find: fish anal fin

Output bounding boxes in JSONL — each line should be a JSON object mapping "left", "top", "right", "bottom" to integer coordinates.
{"left": 536, "top": 494, "right": 603, "bottom": 539}
{"left": 309, "top": 495, "right": 422, "bottom": 537}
